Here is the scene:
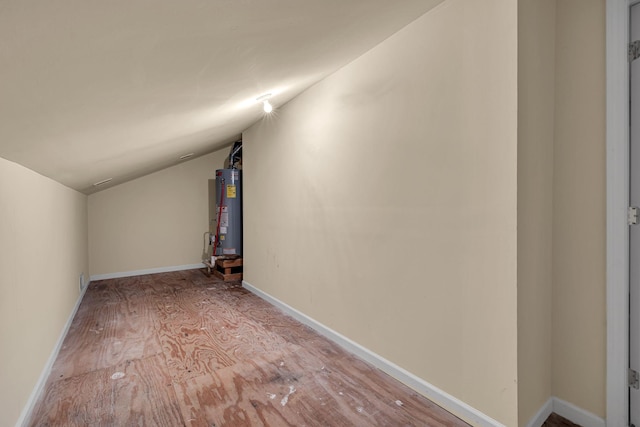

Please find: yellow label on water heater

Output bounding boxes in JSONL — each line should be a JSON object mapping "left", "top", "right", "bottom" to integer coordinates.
{"left": 226, "top": 185, "right": 236, "bottom": 198}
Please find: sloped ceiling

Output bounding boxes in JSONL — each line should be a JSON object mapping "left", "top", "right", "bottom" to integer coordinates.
{"left": 0, "top": 0, "right": 443, "bottom": 194}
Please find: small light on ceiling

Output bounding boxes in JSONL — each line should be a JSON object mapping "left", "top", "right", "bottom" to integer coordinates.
{"left": 92, "top": 178, "right": 113, "bottom": 187}
{"left": 256, "top": 93, "right": 273, "bottom": 113}
{"left": 179, "top": 153, "right": 194, "bottom": 160}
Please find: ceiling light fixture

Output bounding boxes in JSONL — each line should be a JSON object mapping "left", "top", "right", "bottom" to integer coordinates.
{"left": 256, "top": 93, "right": 273, "bottom": 113}
{"left": 92, "top": 178, "right": 113, "bottom": 187}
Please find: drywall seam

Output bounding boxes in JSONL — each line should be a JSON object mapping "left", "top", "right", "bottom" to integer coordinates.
{"left": 553, "top": 397, "right": 605, "bottom": 427}
{"left": 242, "top": 280, "right": 505, "bottom": 427}
{"left": 90, "top": 263, "right": 205, "bottom": 281}
{"left": 15, "top": 282, "right": 91, "bottom": 427}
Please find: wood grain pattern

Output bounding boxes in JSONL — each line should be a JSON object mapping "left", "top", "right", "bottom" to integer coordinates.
{"left": 29, "top": 270, "right": 471, "bottom": 426}
{"left": 50, "top": 292, "right": 162, "bottom": 379}
{"left": 30, "top": 354, "right": 183, "bottom": 426}
{"left": 542, "top": 413, "right": 582, "bottom": 427}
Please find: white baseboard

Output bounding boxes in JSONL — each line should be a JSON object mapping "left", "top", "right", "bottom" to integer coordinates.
{"left": 15, "top": 281, "right": 91, "bottom": 427}
{"left": 90, "top": 263, "right": 205, "bottom": 281}
{"left": 553, "top": 397, "right": 605, "bottom": 427}
{"left": 525, "top": 396, "right": 606, "bottom": 427}
{"left": 242, "top": 280, "right": 505, "bottom": 427}
{"left": 526, "top": 398, "right": 553, "bottom": 427}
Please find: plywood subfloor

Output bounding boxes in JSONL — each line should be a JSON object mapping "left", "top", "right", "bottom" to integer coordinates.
{"left": 29, "top": 270, "right": 471, "bottom": 426}
{"left": 542, "top": 413, "right": 582, "bottom": 427}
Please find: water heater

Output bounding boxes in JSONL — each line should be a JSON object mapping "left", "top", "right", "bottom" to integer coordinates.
{"left": 214, "top": 169, "right": 242, "bottom": 256}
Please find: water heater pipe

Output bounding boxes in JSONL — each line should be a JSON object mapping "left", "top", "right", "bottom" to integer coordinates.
{"left": 228, "top": 140, "right": 242, "bottom": 169}
{"left": 202, "top": 231, "right": 212, "bottom": 261}
{"left": 212, "top": 177, "right": 225, "bottom": 257}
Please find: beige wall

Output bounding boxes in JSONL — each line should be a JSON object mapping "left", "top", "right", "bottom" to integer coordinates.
{"left": 2, "top": 0, "right": 609, "bottom": 424}
{"left": 517, "top": 0, "right": 556, "bottom": 425}
{"left": 88, "top": 148, "right": 229, "bottom": 276}
{"left": 243, "top": 1, "right": 519, "bottom": 425}
{"left": 0, "top": 157, "right": 88, "bottom": 426}
{"left": 517, "top": 0, "right": 607, "bottom": 421}
{"left": 552, "top": 0, "right": 606, "bottom": 417}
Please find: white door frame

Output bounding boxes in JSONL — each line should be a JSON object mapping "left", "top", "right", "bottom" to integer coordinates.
{"left": 607, "top": 1, "right": 631, "bottom": 426}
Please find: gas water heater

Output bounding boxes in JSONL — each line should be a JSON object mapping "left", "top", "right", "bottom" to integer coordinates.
{"left": 214, "top": 168, "right": 242, "bottom": 256}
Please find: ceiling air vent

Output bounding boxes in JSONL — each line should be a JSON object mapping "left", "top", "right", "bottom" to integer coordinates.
{"left": 92, "top": 178, "right": 113, "bottom": 187}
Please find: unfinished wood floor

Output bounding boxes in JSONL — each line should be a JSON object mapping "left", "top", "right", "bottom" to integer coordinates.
{"left": 541, "top": 413, "right": 581, "bottom": 427}
{"left": 29, "top": 270, "right": 469, "bottom": 426}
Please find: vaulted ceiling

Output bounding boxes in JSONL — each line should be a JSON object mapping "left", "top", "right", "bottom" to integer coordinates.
{"left": 0, "top": 0, "right": 443, "bottom": 194}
